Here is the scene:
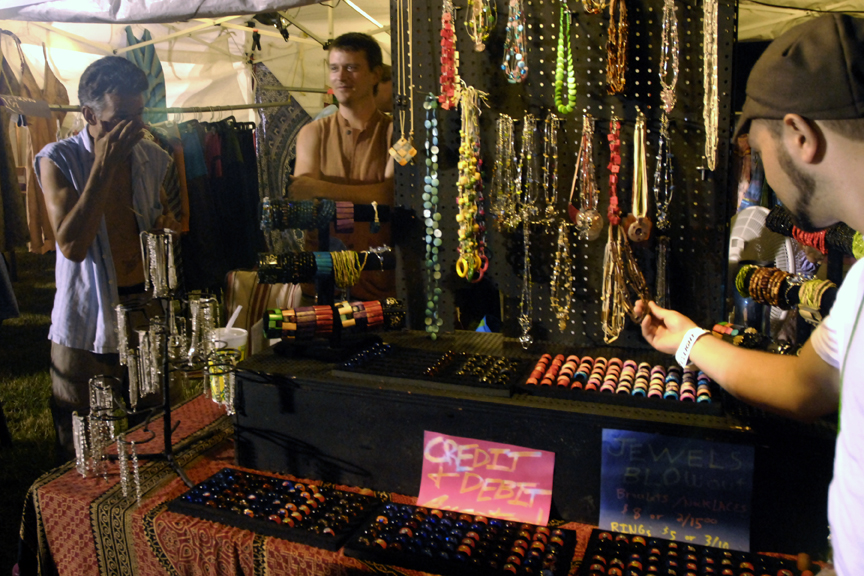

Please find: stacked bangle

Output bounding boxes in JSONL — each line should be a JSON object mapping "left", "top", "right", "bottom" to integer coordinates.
{"left": 314, "top": 252, "right": 333, "bottom": 279}
{"left": 316, "top": 199, "right": 337, "bottom": 229}
{"left": 365, "top": 300, "right": 384, "bottom": 328}
{"left": 696, "top": 371, "right": 712, "bottom": 402}
{"left": 313, "top": 305, "right": 334, "bottom": 336}
{"left": 557, "top": 355, "right": 579, "bottom": 387}
{"left": 527, "top": 354, "right": 551, "bottom": 386}
{"left": 573, "top": 356, "right": 594, "bottom": 390}
{"left": 664, "top": 366, "right": 682, "bottom": 400}
{"left": 542, "top": 354, "right": 565, "bottom": 386}
{"left": 295, "top": 306, "right": 317, "bottom": 339}
{"left": 351, "top": 301, "right": 369, "bottom": 332}
{"left": 336, "top": 301, "right": 355, "bottom": 329}
{"left": 335, "top": 201, "right": 355, "bottom": 233}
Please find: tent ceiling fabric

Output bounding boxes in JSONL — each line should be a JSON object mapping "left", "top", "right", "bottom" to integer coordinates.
{"left": 738, "top": 0, "right": 863, "bottom": 41}
{"left": 0, "top": 0, "right": 322, "bottom": 24}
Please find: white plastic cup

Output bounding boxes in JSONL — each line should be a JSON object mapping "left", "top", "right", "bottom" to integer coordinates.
{"left": 211, "top": 327, "right": 247, "bottom": 361}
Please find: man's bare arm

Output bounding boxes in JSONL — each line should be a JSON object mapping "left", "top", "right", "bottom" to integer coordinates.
{"left": 288, "top": 175, "right": 394, "bottom": 205}
{"left": 637, "top": 300, "right": 840, "bottom": 422}
{"left": 293, "top": 123, "right": 322, "bottom": 179}
{"left": 41, "top": 119, "right": 144, "bottom": 262}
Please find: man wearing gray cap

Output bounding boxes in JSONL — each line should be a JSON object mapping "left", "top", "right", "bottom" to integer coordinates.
{"left": 635, "top": 14, "right": 864, "bottom": 573}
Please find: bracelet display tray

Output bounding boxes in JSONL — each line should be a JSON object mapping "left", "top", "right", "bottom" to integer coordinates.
{"left": 343, "top": 502, "right": 577, "bottom": 576}
{"left": 515, "top": 379, "right": 724, "bottom": 416}
{"left": 167, "top": 467, "right": 381, "bottom": 551}
{"left": 577, "top": 528, "right": 799, "bottom": 575}
{"left": 332, "top": 344, "right": 532, "bottom": 398}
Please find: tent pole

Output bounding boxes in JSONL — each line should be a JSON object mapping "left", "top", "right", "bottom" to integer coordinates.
{"left": 114, "top": 16, "right": 242, "bottom": 55}
{"left": 41, "top": 99, "right": 326, "bottom": 114}
{"left": 278, "top": 12, "right": 326, "bottom": 46}
{"left": 29, "top": 22, "right": 112, "bottom": 55}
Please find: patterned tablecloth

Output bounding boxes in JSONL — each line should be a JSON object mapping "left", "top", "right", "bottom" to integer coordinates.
{"left": 20, "top": 395, "right": 594, "bottom": 576}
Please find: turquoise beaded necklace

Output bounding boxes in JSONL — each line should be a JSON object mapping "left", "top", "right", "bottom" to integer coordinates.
{"left": 555, "top": 3, "right": 576, "bottom": 114}
{"left": 502, "top": 0, "right": 528, "bottom": 83}
{"left": 422, "top": 94, "right": 443, "bottom": 338}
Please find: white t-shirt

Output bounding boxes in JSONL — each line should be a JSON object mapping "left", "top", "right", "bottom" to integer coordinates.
{"left": 810, "top": 257, "right": 864, "bottom": 575}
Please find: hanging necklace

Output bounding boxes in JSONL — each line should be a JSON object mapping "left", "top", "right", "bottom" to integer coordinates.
{"left": 465, "top": 0, "right": 496, "bottom": 51}
{"left": 543, "top": 112, "right": 561, "bottom": 225}
{"left": 582, "top": 0, "right": 609, "bottom": 14}
{"left": 389, "top": 0, "right": 417, "bottom": 166}
{"left": 554, "top": 3, "right": 576, "bottom": 114}
{"left": 439, "top": 0, "right": 460, "bottom": 110}
{"left": 606, "top": 0, "right": 628, "bottom": 95}
{"left": 607, "top": 116, "right": 622, "bottom": 226}
{"left": 423, "top": 94, "right": 443, "bottom": 338}
{"left": 502, "top": 0, "right": 528, "bottom": 83}
{"left": 491, "top": 114, "right": 519, "bottom": 231}
{"left": 653, "top": 114, "right": 674, "bottom": 232}
{"left": 703, "top": 0, "right": 719, "bottom": 171}
{"left": 659, "top": 0, "right": 679, "bottom": 115}
{"left": 569, "top": 113, "right": 603, "bottom": 240}
{"left": 602, "top": 224, "right": 627, "bottom": 343}
{"left": 455, "top": 85, "right": 489, "bottom": 282}
{"left": 518, "top": 113, "right": 540, "bottom": 223}
{"left": 627, "top": 108, "right": 652, "bottom": 243}
{"left": 549, "top": 222, "right": 574, "bottom": 331}
{"left": 519, "top": 203, "right": 533, "bottom": 348}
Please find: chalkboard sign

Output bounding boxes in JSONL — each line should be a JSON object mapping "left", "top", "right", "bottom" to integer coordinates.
{"left": 600, "top": 429, "right": 754, "bottom": 551}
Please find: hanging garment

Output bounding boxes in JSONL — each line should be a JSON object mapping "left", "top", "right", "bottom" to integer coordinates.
{"left": 253, "top": 62, "right": 310, "bottom": 201}
{"left": 180, "top": 121, "right": 228, "bottom": 290}
{"left": 124, "top": 26, "right": 167, "bottom": 124}
{"left": 0, "top": 65, "right": 27, "bottom": 252}
{"left": 17, "top": 41, "right": 69, "bottom": 254}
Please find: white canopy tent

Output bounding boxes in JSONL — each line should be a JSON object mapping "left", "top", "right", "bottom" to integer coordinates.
{"left": 0, "top": 0, "right": 392, "bottom": 129}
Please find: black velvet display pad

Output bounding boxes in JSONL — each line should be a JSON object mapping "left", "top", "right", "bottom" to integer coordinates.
{"left": 166, "top": 467, "right": 381, "bottom": 551}
{"left": 577, "top": 528, "right": 799, "bottom": 575}
{"left": 343, "top": 502, "right": 577, "bottom": 576}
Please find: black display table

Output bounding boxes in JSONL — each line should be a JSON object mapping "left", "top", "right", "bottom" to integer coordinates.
{"left": 234, "top": 331, "right": 835, "bottom": 555}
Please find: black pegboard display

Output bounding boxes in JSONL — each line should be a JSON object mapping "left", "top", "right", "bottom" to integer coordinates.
{"left": 391, "top": 0, "right": 736, "bottom": 347}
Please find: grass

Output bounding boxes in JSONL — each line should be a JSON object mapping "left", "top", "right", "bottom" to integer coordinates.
{"left": 0, "top": 249, "right": 57, "bottom": 576}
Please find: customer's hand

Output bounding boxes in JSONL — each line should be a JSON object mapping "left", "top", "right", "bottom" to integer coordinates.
{"left": 93, "top": 119, "right": 144, "bottom": 168}
{"left": 635, "top": 299, "right": 699, "bottom": 355}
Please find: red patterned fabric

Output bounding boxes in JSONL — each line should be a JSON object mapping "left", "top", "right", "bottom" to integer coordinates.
{"left": 28, "top": 395, "right": 592, "bottom": 576}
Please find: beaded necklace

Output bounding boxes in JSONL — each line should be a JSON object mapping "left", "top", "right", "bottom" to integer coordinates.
{"left": 455, "top": 85, "right": 489, "bottom": 282}
{"left": 439, "top": 0, "right": 459, "bottom": 110}
{"left": 543, "top": 112, "right": 561, "bottom": 225}
{"left": 491, "top": 114, "right": 519, "bottom": 231}
{"left": 627, "top": 109, "right": 652, "bottom": 243}
{"left": 602, "top": 224, "right": 627, "bottom": 343}
{"left": 550, "top": 222, "right": 574, "bottom": 331}
{"left": 554, "top": 3, "right": 576, "bottom": 114}
{"left": 659, "top": 0, "right": 679, "bottom": 115}
{"left": 423, "top": 94, "right": 443, "bottom": 339}
{"left": 519, "top": 113, "right": 540, "bottom": 223}
{"left": 607, "top": 117, "right": 622, "bottom": 226}
{"left": 653, "top": 115, "right": 674, "bottom": 308}
{"left": 518, "top": 204, "right": 533, "bottom": 348}
{"left": 703, "top": 0, "right": 719, "bottom": 171}
{"left": 653, "top": 114, "right": 674, "bottom": 232}
{"left": 606, "top": 0, "right": 628, "bottom": 95}
{"left": 569, "top": 113, "right": 603, "bottom": 240}
{"left": 389, "top": 0, "right": 417, "bottom": 166}
{"left": 465, "top": 0, "right": 496, "bottom": 52}
{"left": 502, "top": 0, "right": 528, "bottom": 83}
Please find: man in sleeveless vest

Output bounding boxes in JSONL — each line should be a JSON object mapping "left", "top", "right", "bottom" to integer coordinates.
{"left": 35, "top": 56, "right": 180, "bottom": 461}
{"left": 636, "top": 15, "right": 864, "bottom": 573}
{"left": 291, "top": 32, "right": 395, "bottom": 302}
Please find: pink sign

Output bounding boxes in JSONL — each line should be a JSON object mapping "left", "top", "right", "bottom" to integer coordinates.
{"left": 416, "top": 431, "right": 556, "bottom": 525}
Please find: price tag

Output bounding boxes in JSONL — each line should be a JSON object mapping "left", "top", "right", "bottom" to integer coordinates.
{"left": 600, "top": 429, "right": 754, "bottom": 551}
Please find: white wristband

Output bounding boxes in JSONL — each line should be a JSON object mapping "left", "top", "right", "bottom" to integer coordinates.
{"left": 675, "top": 327, "right": 709, "bottom": 368}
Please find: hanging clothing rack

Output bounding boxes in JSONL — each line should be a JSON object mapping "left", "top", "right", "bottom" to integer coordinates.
{"left": 41, "top": 98, "right": 326, "bottom": 114}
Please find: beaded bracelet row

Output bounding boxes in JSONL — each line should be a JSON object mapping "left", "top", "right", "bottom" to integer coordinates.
{"left": 525, "top": 354, "right": 712, "bottom": 403}
{"left": 264, "top": 299, "right": 403, "bottom": 341}
{"left": 258, "top": 250, "right": 387, "bottom": 285}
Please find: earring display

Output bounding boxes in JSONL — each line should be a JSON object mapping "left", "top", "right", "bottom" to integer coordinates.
{"left": 167, "top": 468, "right": 382, "bottom": 551}
{"left": 521, "top": 353, "right": 720, "bottom": 414}
{"left": 579, "top": 528, "right": 800, "bottom": 575}
{"left": 334, "top": 342, "right": 529, "bottom": 397}
{"left": 343, "top": 503, "right": 577, "bottom": 576}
